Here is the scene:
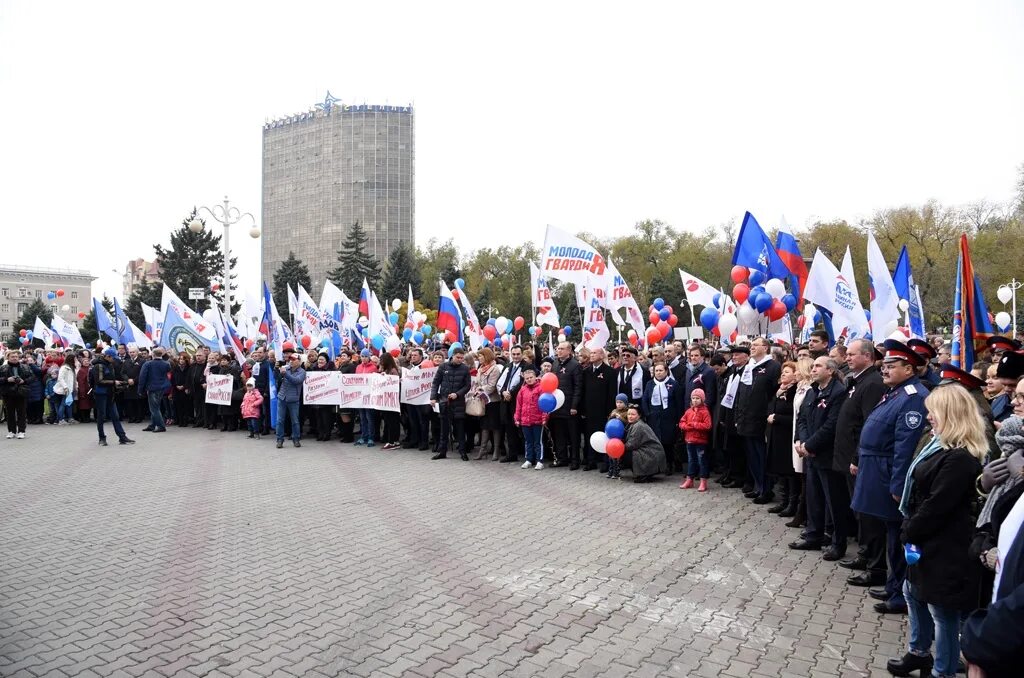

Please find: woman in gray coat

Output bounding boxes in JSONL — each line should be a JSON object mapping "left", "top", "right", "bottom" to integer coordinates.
{"left": 625, "top": 406, "right": 668, "bottom": 483}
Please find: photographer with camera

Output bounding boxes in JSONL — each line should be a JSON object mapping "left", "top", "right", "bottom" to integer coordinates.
{"left": 91, "top": 348, "right": 134, "bottom": 446}
{"left": 1, "top": 350, "right": 34, "bottom": 439}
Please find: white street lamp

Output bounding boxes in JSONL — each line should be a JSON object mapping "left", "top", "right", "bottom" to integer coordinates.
{"left": 998, "top": 279, "right": 1023, "bottom": 336}
{"left": 191, "top": 196, "right": 259, "bottom": 317}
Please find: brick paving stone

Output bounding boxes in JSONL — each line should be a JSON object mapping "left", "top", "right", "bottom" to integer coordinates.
{"left": 0, "top": 425, "right": 913, "bottom": 677}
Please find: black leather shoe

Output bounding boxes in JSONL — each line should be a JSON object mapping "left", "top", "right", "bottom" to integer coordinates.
{"left": 839, "top": 556, "right": 868, "bottom": 571}
{"left": 569, "top": 463, "right": 580, "bottom": 470}
{"left": 784, "top": 516, "right": 805, "bottom": 528}
{"left": 868, "top": 588, "right": 890, "bottom": 601}
{"left": 767, "top": 502, "right": 787, "bottom": 514}
{"left": 778, "top": 505, "right": 798, "bottom": 518}
{"left": 98, "top": 439, "right": 108, "bottom": 446}
{"left": 752, "top": 493, "right": 774, "bottom": 505}
{"left": 847, "top": 572, "right": 886, "bottom": 587}
{"left": 142, "top": 426, "right": 155, "bottom": 432}
{"left": 885, "top": 652, "right": 933, "bottom": 677}
{"left": 460, "top": 452, "right": 469, "bottom": 461}
{"left": 743, "top": 490, "right": 759, "bottom": 499}
{"left": 118, "top": 438, "right": 135, "bottom": 445}
{"left": 431, "top": 452, "right": 447, "bottom": 460}
{"left": 873, "top": 601, "right": 907, "bottom": 615}
{"left": 788, "top": 539, "right": 822, "bottom": 550}
{"left": 822, "top": 545, "right": 846, "bottom": 562}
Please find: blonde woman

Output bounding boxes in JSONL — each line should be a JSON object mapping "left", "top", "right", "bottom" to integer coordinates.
{"left": 886, "top": 384, "right": 985, "bottom": 678}
{"left": 782, "top": 357, "right": 814, "bottom": 525}
{"left": 470, "top": 348, "right": 503, "bottom": 459}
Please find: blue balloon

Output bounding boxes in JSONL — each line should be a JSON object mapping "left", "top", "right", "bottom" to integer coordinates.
{"left": 699, "top": 308, "right": 720, "bottom": 332}
{"left": 751, "top": 285, "right": 766, "bottom": 296}
{"left": 605, "top": 418, "right": 626, "bottom": 440}
{"left": 712, "top": 293, "right": 722, "bottom": 308}
{"left": 781, "top": 294, "right": 797, "bottom": 312}
{"left": 653, "top": 297, "right": 665, "bottom": 310}
{"left": 47, "top": 291, "right": 56, "bottom": 300}
{"left": 450, "top": 341, "right": 463, "bottom": 351}
{"left": 749, "top": 270, "right": 766, "bottom": 286}
{"left": 486, "top": 318, "right": 496, "bottom": 326}
{"left": 538, "top": 393, "right": 558, "bottom": 413}
{"left": 563, "top": 326, "right": 572, "bottom": 336}
{"left": 389, "top": 312, "right": 399, "bottom": 325}
{"left": 754, "top": 293, "right": 773, "bottom": 313}
{"left": 321, "top": 338, "right": 330, "bottom": 347}
{"left": 371, "top": 335, "right": 385, "bottom": 350}
{"left": 481, "top": 339, "right": 490, "bottom": 347}
{"left": 454, "top": 278, "right": 465, "bottom": 289}
{"left": 527, "top": 325, "right": 536, "bottom": 336}
{"left": 421, "top": 324, "right": 432, "bottom": 336}
{"left": 658, "top": 308, "right": 671, "bottom": 321}
{"left": 361, "top": 326, "right": 369, "bottom": 336}
{"left": 85, "top": 343, "right": 93, "bottom": 349}
{"left": 412, "top": 331, "right": 424, "bottom": 344}
{"left": 493, "top": 337, "right": 503, "bottom": 348}
{"left": 402, "top": 328, "right": 413, "bottom": 341}
{"left": 26, "top": 330, "right": 33, "bottom": 339}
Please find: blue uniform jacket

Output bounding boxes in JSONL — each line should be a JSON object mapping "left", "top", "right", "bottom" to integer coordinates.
{"left": 850, "top": 375, "right": 929, "bottom": 522}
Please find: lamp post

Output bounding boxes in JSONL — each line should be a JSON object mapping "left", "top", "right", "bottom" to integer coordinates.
{"left": 189, "top": 196, "right": 260, "bottom": 317}
{"left": 998, "top": 279, "right": 1024, "bottom": 337}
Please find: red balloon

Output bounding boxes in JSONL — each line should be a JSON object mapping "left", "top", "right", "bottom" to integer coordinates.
{"left": 56, "top": 289, "right": 65, "bottom": 297}
{"left": 733, "top": 283, "right": 750, "bottom": 305}
{"left": 301, "top": 335, "right": 312, "bottom": 349}
{"left": 606, "top": 439, "right": 625, "bottom": 459}
{"left": 19, "top": 329, "right": 27, "bottom": 337}
{"left": 731, "top": 265, "right": 749, "bottom": 284}
{"left": 244, "top": 339, "right": 254, "bottom": 349}
{"left": 768, "top": 300, "right": 787, "bottom": 322}
{"left": 648, "top": 311, "right": 660, "bottom": 325}
{"left": 534, "top": 326, "right": 543, "bottom": 337}
{"left": 797, "top": 315, "right": 807, "bottom": 329}
{"left": 668, "top": 314, "right": 678, "bottom": 326}
{"left": 513, "top": 316, "right": 525, "bottom": 331}
{"left": 451, "top": 289, "right": 460, "bottom": 300}
{"left": 77, "top": 311, "right": 86, "bottom": 319}
{"left": 712, "top": 326, "right": 721, "bottom": 337}
{"left": 390, "top": 348, "right": 400, "bottom": 357}
{"left": 629, "top": 334, "right": 639, "bottom": 346}
{"left": 730, "top": 330, "right": 738, "bottom": 343}
{"left": 540, "top": 372, "right": 559, "bottom": 393}
{"left": 646, "top": 328, "right": 661, "bottom": 346}
{"left": 483, "top": 325, "right": 497, "bottom": 341}
{"left": 657, "top": 320, "right": 671, "bottom": 338}
{"left": 211, "top": 283, "right": 220, "bottom": 291}
{"left": 445, "top": 330, "right": 456, "bottom": 343}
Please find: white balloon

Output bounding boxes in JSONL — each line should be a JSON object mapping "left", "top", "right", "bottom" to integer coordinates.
{"left": 384, "top": 335, "right": 401, "bottom": 351}
{"left": 552, "top": 389, "right": 566, "bottom": 410}
{"left": 736, "top": 303, "right": 758, "bottom": 325}
{"left": 765, "top": 278, "right": 786, "bottom": 299}
{"left": 392, "top": 298, "right": 402, "bottom": 311}
{"left": 717, "top": 314, "right": 738, "bottom": 338}
{"left": 589, "top": 431, "right": 609, "bottom": 454}
{"left": 996, "top": 311, "right": 1012, "bottom": 331}
{"left": 495, "top": 316, "right": 510, "bottom": 335}
{"left": 358, "top": 316, "right": 369, "bottom": 326}
{"left": 998, "top": 286, "right": 1013, "bottom": 305}
{"left": 558, "top": 334, "right": 567, "bottom": 343}
{"left": 882, "top": 320, "right": 899, "bottom": 338}
{"left": 61, "top": 304, "right": 70, "bottom": 312}
{"left": 898, "top": 299, "right": 910, "bottom": 312}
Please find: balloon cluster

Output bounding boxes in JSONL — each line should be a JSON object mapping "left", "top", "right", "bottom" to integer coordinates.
{"left": 537, "top": 372, "right": 565, "bottom": 413}
{"left": 18, "top": 328, "right": 35, "bottom": 345}
{"left": 45, "top": 289, "right": 65, "bottom": 301}
{"left": 642, "top": 297, "right": 677, "bottom": 346}
{"left": 591, "top": 416, "right": 626, "bottom": 459}
{"left": 697, "top": 266, "right": 797, "bottom": 340}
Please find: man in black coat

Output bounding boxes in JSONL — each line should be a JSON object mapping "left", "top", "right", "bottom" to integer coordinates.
{"left": 549, "top": 341, "right": 583, "bottom": 469}
{"left": 581, "top": 347, "right": 616, "bottom": 472}
{"left": 430, "top": 347, "right": 471, "bottom": 460}
{"left": 792, "top": 356, "right": 849, "bottom": 560}
{"left": 496, "top": 344, "right": 526, "bottom": 463}
{"left": 833, "top": 339, "right": 888, "bottom": 581}
{"left": 715, "top": 349, "right": 747, "bottom": 486}
{"left": 734, "top": 338, "right": 782, "bottom": 501}
{"left": 614, "top": 346, "right": 648, "bottom": 409}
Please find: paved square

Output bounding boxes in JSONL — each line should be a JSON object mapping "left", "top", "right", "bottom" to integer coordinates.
{"left": 1, "top": 425, "right": 902, "bottom": 677}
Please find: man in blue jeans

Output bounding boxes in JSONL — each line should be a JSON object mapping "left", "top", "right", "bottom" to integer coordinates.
{"left": 276, "top": 353, "right": 306, "bottom": 448}
{"left": 90, "top": 348, "right": 135, "bottom": 447}
{"left": 137, "top": 347, "right": 171, "bottom": 432}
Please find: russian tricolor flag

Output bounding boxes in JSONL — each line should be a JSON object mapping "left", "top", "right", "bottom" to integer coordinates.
{"left": 359, "top": 278, "right": 370, "bottom": 318}
{"left": 436, "top": 280, "right": 463, "bottom": 341}
{"left": 774, "top": 217, "right": 808, "bottom": 307}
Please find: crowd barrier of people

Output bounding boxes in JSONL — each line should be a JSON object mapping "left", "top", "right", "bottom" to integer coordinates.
{"left": 2, "top": 330, "right": 1024, "bottom": 676}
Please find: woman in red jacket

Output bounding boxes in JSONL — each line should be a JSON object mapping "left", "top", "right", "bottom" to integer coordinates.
{"left": 678, "top": 388, "right": 713, "bottom": 492}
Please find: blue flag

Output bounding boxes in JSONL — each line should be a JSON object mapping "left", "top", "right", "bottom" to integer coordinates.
{"left": 159, "top": 304, "right": 221, "bottom": 355}
{"left": 268, "top": 367, "right": 278, "bottom": 433}
{"left": 92, "top": 298, "right": 118, "bottom": 343}
{"left": 892, "top": 246, "right": 925, "bottom": 339}
{"left": 732, "top": 212, "right": 792, "bottom": 281}
{"left": 112, "top": 297, "right": 135, "bottom": 345}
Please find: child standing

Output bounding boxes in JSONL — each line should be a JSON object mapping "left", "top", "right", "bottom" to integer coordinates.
{"left": 678, "top": 388, "right": 713, "bottom": 491}
{"left": 606, "top": 394, "right": 629, "bottom": 479}
{"left": 241, "top": 378, "right": 264, "bottom": 439}
{"left": 44, "top": 367, "right": 59, "bottom": 424}
{"left": 515, "top": 366, "right": 547, "bottom": 469}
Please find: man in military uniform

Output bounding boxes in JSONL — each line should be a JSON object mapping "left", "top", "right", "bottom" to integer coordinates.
{"left": 907, "top": 339, "right": 941, "bottom": 389}
{"left": 850, "top": 339, "right": 929, "bottom": 614}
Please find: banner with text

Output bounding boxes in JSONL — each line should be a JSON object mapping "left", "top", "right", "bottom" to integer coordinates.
{"left": 205, "top": 374, "right": 234, "bottom": 406}
{"left": 400, "top": 364, "right": 437, "bottom": 406}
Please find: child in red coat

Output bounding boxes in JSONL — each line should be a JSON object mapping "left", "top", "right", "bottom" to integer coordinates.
{"left": 514, "top": 366, "right": 548, "bottom": 469}
{"left": 678, "top": 388, "right": 713, "bottom": 491}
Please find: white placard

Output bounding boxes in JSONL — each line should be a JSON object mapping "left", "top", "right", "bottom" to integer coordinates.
{"left": 205, "top": 373, "right": 233, "bottom": 406}
{"left": 400, "top": 364, "right": 437, "bottom": 406}
{"left": 303, "top": 371, "right": 342, "bottom": 406}
{"left": 188, "top": 287, "right": 205, "bottom": 300}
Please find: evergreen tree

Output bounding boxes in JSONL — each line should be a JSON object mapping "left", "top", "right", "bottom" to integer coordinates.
{"left": 327, "top": 221, "right": 381, "bottom": 295}
{"left": 79, "top": 297, "right": 113, "bottom": 346}
{"left": 380, "top": 242, "right": 422, "bottom": 306}
{"left": 154, "top": 208, "right": 238, "bottom": 313}
{"left": 272, "top": 251, "right": 312, "bottom": 318}
{"left": 11, "top": 299, "right": 53, "bottom": 345}
{"left": 124, "top": 279, "right": 162, "bottom": 331}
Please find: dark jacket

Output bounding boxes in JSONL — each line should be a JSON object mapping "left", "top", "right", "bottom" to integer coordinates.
{"left": 0, "top": 362, "right": 34, "bottom": 397}
{"left": 89, "top": 359, "right": 125, "bottom": 397}
{"left": 431, "top": 360, "right": 471, "bottom": 418}
{"left": 683, "top": 362, "right": 718, "bottom": 411}
{"left": 252, "top": 358, "right": 273, "bottom": 393}
{"left": 581, "top": 362, "right": 617, "bottom": 425}
{"left": 25, "top": 363, "right": 43, "bottom": 402}
{"left": 713, "top": 365, "right": 737, "bottom": 453}
{"left": 833, "top": 366, "right": 886, "bottom": 473}
{"left": 734, "top": 357, "right": 781, "bottom": 438}
{"left": 767, "top": 383, "right": 798, "bottom": 476}
{"left": 138, "top": 358, "right": 171, "bottom": 395}
{"left": 796, "top": 377, "right": 847, "bottom": 469}
{"left": 187, "top": 360, "right": 206, "bottom": 396}
{"left": 276, "top": 365, "right": 305, "bottom": 403}
{"left": 123, "top": 357, "right": 144, "bottom": 401}
{"left": 551, "top": 355, "right": 582, "bottom": 417}
{"left": 902, "top": 447, "right": 983, "bottom": 610}
{"left": 642, "top": 376, "right": 683, "bottom": 443}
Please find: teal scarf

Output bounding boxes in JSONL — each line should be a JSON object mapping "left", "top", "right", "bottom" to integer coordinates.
{"left": 900, "top": 435, "right": 943, "bottom": 517}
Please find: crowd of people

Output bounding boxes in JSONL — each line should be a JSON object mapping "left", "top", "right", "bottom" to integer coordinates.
{"left": 2, "top": 329, "right": 1024, "bottom": 676}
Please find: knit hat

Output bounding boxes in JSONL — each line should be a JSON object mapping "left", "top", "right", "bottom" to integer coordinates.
{"left": 690, "top": 388, "right": 706, "bottom": 402}
{"left": 615, "top": 393, "right": 629, "bottom": 405}
{"left": 995, "top": 416, "right": 1024, "bottom": 458}
{"left": 246, "top": 378, "right": 256, "bottom": 387}
{"left": 102, "top": 348, "right": 118, "bottom": 358}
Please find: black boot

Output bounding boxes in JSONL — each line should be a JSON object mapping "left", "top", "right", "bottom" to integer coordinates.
{"left": 768, "top": 479, "right": 791, "bottom": 513}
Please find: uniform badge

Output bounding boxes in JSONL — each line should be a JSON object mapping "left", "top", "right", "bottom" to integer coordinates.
{"left": 905, "top": 412, "right": 923, "bottom": 429}
{"left": 903, "top": 384, "right": 917, "bottom": 396}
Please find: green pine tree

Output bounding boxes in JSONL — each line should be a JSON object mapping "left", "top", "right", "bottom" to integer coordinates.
{"left": 380, "top": 242, "right": 422, "bottom": 307}
{"left": 11, "top": 299, "right": 53, "bottom": 346}
{"left": 327, "top": 221, "right": 381, "bottom": 295}
{"left": 79, "top": 297, "right": 113, "bottom": 346}
{"left": 273, "top": 251, "right": 312, "bottom": 318}
{"left": 154, "top": 208, "right": 238, "bottom": 313}
{"left": 123, "top": 279, "right": 163, "bottom": 331}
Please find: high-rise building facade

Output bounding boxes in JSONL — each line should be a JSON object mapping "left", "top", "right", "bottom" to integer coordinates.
{"left": 261, "top": 95, "right": 415, "bottom": 296}
{"left": 0, "top": 264, "right": 95, "bottom": 342}
{"left": 123, "top": 258, "right": 161, "bottom": 299}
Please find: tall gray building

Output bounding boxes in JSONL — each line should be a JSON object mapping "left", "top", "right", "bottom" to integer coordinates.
{"left": 261, "top": 95, "right": 415, "bottom": 297}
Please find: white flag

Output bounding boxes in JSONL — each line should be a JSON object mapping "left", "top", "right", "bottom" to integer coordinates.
{"left": 803, "top": 249, "right": 869, "bottom": 341}
{"left": 530, "top": 262, "right": 561, "bottom": 328}
{"left": 295, "top": 285, "right": 323, "bottom": 342}
{"left": 604, "top": 257, "right": 647, "bottom": 339}
{"left": 51, "top": 315, "right": 85, "bottom": 348}
{"left": 456, "top": 287, "right": 484, "bottom": 351}
{"left": 406, "top": 284, "right": 415, "bottom": 325}
{"left": 583, "top": 274, "right": 610, "bottom": 349}
{"left": 33, "top": 317, "right": 55, "bottom": 348}
{"left": 840, "top": 248, "right": 871, "bottom": 340}
{"left": 678, "top": 269, "right": 719, "bottom": 310}
{"left": 539, "top": 224, "right": 607, "bottom": 287}
{"left": 287, "top": 284, "right": 299, "bottom": 318}
{"left": 866, "top": 232, "right": 900, "bottom": 340}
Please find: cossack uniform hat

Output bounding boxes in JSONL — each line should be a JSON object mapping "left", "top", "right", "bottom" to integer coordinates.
{"left": 882, "top": 339, "right": 926, "bottom": 368}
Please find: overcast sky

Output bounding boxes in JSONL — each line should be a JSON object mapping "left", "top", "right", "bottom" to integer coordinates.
{"left": 2, "top": 1, "right": 1022, "bottom": 301}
